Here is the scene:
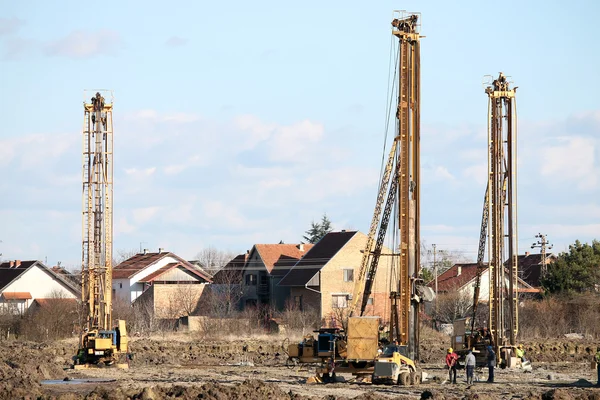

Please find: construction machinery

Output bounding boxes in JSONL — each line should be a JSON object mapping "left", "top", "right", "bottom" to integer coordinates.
{"left": 287, "top": 11, "right": 429, "bottom": 385}
{"left": 74, "top": 91, "right": 128, "bottom": 368}
{"left": 451, "top": 73, "right": 527, "bottom": 370}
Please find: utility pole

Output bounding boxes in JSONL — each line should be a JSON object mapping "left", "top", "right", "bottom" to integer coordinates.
{"left": 532, "top": 233, "right": 553, "bottom": 276}
{"left": 432, "top": 244, "right": 438, "bottom": 312}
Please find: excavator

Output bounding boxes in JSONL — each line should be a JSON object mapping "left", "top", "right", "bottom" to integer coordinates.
{"left": 286, "top": 12, "right": 432, "bottom": 385}
{"left": 74, "top": 91, "right": 128, "bottom": 368}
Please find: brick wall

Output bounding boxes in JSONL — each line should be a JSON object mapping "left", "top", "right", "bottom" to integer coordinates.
{"left": 319, "top": 232, "right": 393, "bottom": 325}
{"left": 151, "top": 283, "right": 208, "bottom": 319}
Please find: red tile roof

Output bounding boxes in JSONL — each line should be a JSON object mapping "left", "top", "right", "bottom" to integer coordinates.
{"left": 252, "top": 244, "right": 314, "bottom": 273}
{"left": 433, "top": 263, "right": 482, "bottom": 292}
{"left": 112, "top": 253, "right": 168, "bottom": 279}
{"left": 112, "top": 252, "right": 212, "bottom": 282}
{"left": 32, "top": 298, "right": 78, "bottom": 309}
{"left": 432, "top": 260, "right": 536, "bottom": 292}
{"left": 3, "top": 292, "right": 32, "bottom": 300}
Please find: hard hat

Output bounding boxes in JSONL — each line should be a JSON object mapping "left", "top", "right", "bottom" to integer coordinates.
{"left": 518, "top": 344, "right": 523, "bottom": 349}
{"left": 487, "top": 345, "right": 493, "bottom": 351}
{"left": 448, "top": 348, "right": 453, "bottom": 353}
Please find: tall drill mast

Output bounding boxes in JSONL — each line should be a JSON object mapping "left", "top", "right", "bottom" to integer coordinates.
{"left": 390, "top": 12, "right": 421, "bottom": 360}
{"left": 82, "top": 91, "right": 114, "bottom": 332}
{"left": 485, "top": 74, "right": 518, "bottom": 348}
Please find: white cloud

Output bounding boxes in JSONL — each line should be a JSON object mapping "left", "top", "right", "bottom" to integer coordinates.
{"left": 44, "top": 30, "right": 124, "bottom": 59}
{"left": 132, "top": 207, "right": 161, "bottom": 224}
{"left": 0, "top": 17, "right": 24, "bottom": 36}
{"left": 433, "top": 166, "right": 455, "bottom": 181}
{"left": 165, "top": 36, "right": 188, "bottom": 47}
{"left": 462, "top": 163, "right": 487, "bottom": 185}
{"left": 540, "top": 136, "right": 598, "bottom": 190}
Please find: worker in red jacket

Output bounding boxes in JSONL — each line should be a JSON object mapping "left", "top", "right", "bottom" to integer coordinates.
{"left": 446, "top": 348, "right": 459, "bottom": 384}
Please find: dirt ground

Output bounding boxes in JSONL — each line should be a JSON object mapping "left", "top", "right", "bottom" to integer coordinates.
{"left": 1, "top": 333, "right": 599, "bottom": 400}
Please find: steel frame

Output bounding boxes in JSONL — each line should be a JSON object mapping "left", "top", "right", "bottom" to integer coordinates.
{"left": 485, "top": 74, "right": 518, "bottom": 348}
{"left": 82, "top": 90, "right": 114, "bottom": 332}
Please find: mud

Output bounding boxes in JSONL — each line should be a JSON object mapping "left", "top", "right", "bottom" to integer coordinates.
{"left": 0, "top": 335, "right": 599, "bottom": 400}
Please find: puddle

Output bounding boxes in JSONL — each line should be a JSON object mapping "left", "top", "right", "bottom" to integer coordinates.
{"left": 42, "top": 378, "right": 116, "bottom": 385}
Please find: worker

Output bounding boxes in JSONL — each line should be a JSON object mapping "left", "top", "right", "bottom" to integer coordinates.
{"left": 486, "top": 345, "right": 496, "bottom": 383}
{"left": 445, "top": 348, "right": 459, "bottom": 384}
{"left": 465, "top": 349, "right": 476, "bottom": 385}
{"left": 595, "top": 346, "right": 600, "bottom": 386}
{"left": 515, "top": 344, "right": 526, "bottom": 362}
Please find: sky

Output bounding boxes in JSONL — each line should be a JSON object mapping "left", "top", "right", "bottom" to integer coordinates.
{"left": 1, "top": 0, "right": 599, "bottom": 270}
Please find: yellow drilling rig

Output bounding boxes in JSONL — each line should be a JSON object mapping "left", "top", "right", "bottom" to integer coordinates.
{"left": 286, "top": 12, "right": 432, "bottom": 385}
{"left": 74, "top": 91, "right": 128, "bottom": 368}
{"left": 451, "top": 74, "right": 530, "bottom": 370}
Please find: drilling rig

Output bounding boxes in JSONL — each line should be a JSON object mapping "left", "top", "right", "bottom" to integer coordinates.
{"left": 286, "top": 12, "right": 430, "bottom": 386}
{"left": 75, "top": 91, "right": 128, "bottom": 368}
{"left": 485, "top": 73, "right": 519, "bottom": 366}
{"left": 452, "top": 74, "right": 524, "bottom": 369}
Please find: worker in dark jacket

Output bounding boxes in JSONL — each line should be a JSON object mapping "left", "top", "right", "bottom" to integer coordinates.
{"left": 446, "top": 348, "right": 459, "bottom": 384}
{"left": 486, "top": 345, "right": 496, "bottom": 383}
{"left": 595, "top": 347, "right": 600, "bottom": 386}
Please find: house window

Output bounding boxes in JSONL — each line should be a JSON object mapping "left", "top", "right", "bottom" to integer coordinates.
{"left": 367, "top": 297, "right": 374, "bottom": 305}
{"left": 332, "top": 294, "right": 348, "bottom": 309}
{"left": 294, "top": 295, "right": 303, "bottom": 311}
{"left": 119, "top": 283, "right": 122, "bottom": 289}
{"left": 245, "top": 274, "right": 257, "bottom": 286}
{"left": 343, "top": 269, "right": 354, "bottom": 282}
{"left": 260, "top": 275, "right": 268, "bottom": 285}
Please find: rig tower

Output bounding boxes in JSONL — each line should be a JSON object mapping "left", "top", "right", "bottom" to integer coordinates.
{"left": 82, "top": 90, "right": 114, "bottom": 332}
{"left": 485, "top": 73, "right": 518, "bottom": 349}
{"left": 390, "top": 11, "right": 422, "bottom": 360}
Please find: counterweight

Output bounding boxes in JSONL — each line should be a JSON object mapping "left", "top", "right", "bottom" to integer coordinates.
{"left": 82, "top": 91, "right": 114, "bottom": 332}
{"left": 485, "top": 74, "right": 518, "bottom": 348}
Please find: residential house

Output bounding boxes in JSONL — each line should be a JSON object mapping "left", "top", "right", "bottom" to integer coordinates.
{"left": 515, "top": 252, "right": 556, "bottom": 288}
{"left": 241, "top": 243, "right": 314, "bottom": 311}
{"left": 0, "top": 260, "right": 80, "bottom": 315}
{"left": 112, "top": 249, "right": 212, "bottom": 319}
{"left": 197, "top": 253, "right": 249, "bottom": 316}
{"left": 278, "top": 230, "right": 394, "bottom": 325}
{"left": 431, "top": 262, "right": 538, "bottom": 302}
{"left": 212, "top": 253, "right": 248, "bottom": 285}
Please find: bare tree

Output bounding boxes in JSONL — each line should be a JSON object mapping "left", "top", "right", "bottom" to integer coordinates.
{"left": 194, "top": 246, "right": 237, "bottom": 276}
{"left": 20, "top": 290, "right": 79, "bottom": 341}
{"left": 113, "top": 248, "right": 139, "bottom": 266}
{"left": 434, "top": 288, "right": 473, "bottom": 324}
{"left": 278, "top": 299, "right": 320, "bottom": 336}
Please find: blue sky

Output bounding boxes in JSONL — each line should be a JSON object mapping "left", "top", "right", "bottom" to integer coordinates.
{"left": 1, "top": 0, "right": 599, "bottom": 269}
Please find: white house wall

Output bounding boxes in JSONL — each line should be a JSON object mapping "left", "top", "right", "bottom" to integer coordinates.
{"left": 457, "top": 270, "right": 528, "bottom": 302}
{"left": 130, "top": 256, "right": 180, "bottom": 284}
{"left": 0, "top": 265, "right": 78, "bottom": 312}
{"left": 159, "top": 268, "right": 197, "bottom": 281}
{"left": 112, "top": 255, "right": 181, "bottom": 303}
{"left": 458, "top": 270, "right": 491, "bottom": 302}
{"left": 113, "top": 279, "right": 131, "bottom": 302}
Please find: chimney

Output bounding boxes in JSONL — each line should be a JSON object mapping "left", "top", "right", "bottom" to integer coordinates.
{"left": 457, "top": 266, "right": 462, "bottom": 276}
{"left": 525, "top": 251, "right": 530, "bottom": 257}
{"left": 143, "top": 249, "right": 148, "bottom": 255}
{"left": 298, "top": 243, "right": 305, "bottom": 252}
{"left": 9, "top": 261, "right": 14, "bottom": 268}
{"left": 15, "top": 260, "right": 21, "bottom": 268}
{"left": 246, "top": 249, "right": 250, "bottom": 255}
{"left": 341, "top": 229, "right": 346, "bottom": 233}
{"left": 158, "top": 248, "right": 164, "bottom": 254}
